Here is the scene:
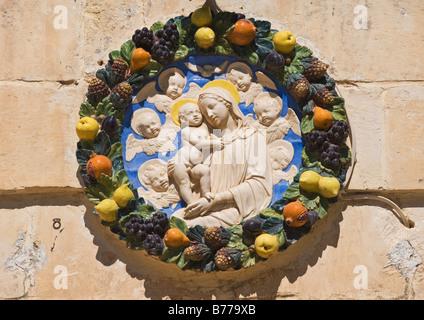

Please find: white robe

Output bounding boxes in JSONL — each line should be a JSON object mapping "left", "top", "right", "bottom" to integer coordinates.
{"left": 172, "top": 125, "right": 273, "bottom": 227}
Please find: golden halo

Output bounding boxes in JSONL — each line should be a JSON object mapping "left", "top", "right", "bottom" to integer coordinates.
{"left": 170, "top": 98, "right": 198, "bottom": 126}
{"left": 201, "top": 79, "right": 240, "bottom": 105}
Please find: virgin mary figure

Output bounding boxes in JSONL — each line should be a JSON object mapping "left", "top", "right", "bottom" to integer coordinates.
{"left": 171, "top": 80, "right": 273, "bottom": 227}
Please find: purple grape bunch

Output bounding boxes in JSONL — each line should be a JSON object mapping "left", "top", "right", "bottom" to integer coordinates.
{"left": 305, "top": 129, "right": 328, "bottom": 152}
{"left": 151, "top": 23, "right": 179, "bottom": 65}
{"left": 124, "top": 212, "right": 169, "bottom": 255}
{"left": 327, "top": 120, "right": 349, "bottom": 145}
{"left": 320, "top": 141, "right": 341, "bottom": 167}
{"left": 305, "top": 120, "right": 349, "bottom": 168}
{"left": 132, "top": 27, "right": 154, "bottom": 52}
{"left": 144, "top": 233, "right": 164, "bottom": 256}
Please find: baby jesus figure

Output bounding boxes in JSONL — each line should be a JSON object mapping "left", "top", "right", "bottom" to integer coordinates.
{"left": 168, "top": 100, "right": 222, "bottom": 205}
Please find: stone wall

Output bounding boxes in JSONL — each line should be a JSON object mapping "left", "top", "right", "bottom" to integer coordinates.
{"left": 1, "top": 0, "right": 423, "bottom": 300}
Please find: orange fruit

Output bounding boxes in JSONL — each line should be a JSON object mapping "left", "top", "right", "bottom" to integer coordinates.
{"left": 313, "top": 106, "right": 333, "bottom": 130}
{"left": 86, "top": 153, "right": 113, "bottom": 179}
{"left": 163, "top": 228, "right": 190, "bottom": 247}
{"left": 283, "top": 201, "right": 308, "bottom": 228}
{"left": 130, "top": 48, "right": 151, "bottom": 73}
{"left": 228, "top": 19, "right": 258, "bottom": 46}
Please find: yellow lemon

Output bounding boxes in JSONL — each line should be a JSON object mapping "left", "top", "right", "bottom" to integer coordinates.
{"left": 318, "top": 176, "right": 341, "bottom": 198}
{"left": 299, "top": 170, "right": 321, "bottom": 193}
{"left": 273, "top": 30, "right": 296, "bottom": 54}
{"left": 191, "top": 6, "right": 213, "bottom": 27}
{"left": 76, "top": 117, "right": 99, "bottom": 141}
{"left": 194, "top": 27, "right": 215, "bottom": 48}
{"left": 94, "top": 199, "right": 118, "bottom": 222}
{"left": 113, "top": 184, "right": 134, "bottom": 208}
{"left": 254, "top": 234, "right": 279, "bottom": 258}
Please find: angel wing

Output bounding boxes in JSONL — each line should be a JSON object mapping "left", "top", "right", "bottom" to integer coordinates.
{"left": 126, "top": 114, "right": 180, "bottom": 160}
{"left": 137, "top": 188, "right": 180, "bottom": 210}
{"left": 126, "top": 134, "right": 159, "bottom": 160}
{"left": 181, "top": 82, "right": 202, "bottom": 100}
{"left": 266, "top": 109, "right": 301, "bottom": 144}
{"left": 283, "top": 108, "right": 301, "bottom": 137}
{"left": 132, "top": 81, "right": 158, "bottom": 104}
{"left": 156, "top": 114, "right": 181, "bottom": 155}
{"left": 272, "top": 165, "right": 299, "bottom": 185}
{"left": 255, "top": 71, "right": 277, "bottom": 90}
{"left": 185, "top": 61, "right": 228, "bottom": 77}
{"left": 244, "top": 82, "right": 264, "bottom": 106}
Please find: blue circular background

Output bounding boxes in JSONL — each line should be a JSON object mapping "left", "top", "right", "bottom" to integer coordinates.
{"left": 122, "top": 55, "right": 303, "bottom": 217}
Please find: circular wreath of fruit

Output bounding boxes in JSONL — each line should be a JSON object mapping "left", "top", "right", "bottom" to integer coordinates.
{"left": 75, "top": 6, "right": 352, "bottom": 272}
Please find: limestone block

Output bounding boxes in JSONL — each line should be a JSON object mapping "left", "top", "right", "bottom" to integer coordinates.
{"left": 0, "top": 82, "right": 85, "bottom": 190}
{"left": 0, "top": 0, "right": 83, "bottom": 81}
{"left": 383, "top": 86, "right": 424, "bottom": 190}
{"left": 0, "top": 194, "right": 148, "bottom": 299}
{"left": 336, "top": 84, "right": 386, "bottom": 190}
{"left": 83, "top": 0, "right": 147, "bottom": 74}
{"left": 330, "top": 1, "right": 424, "bottom": 81}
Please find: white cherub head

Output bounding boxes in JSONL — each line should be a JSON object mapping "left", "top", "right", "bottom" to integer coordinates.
{"left": 138, "top": 159, "right": 170, "bottom": 192}
{"left": 253, "top": 91, "right": 283, "bottom": 127}
{"left": 158, "top": 68, "right": 187, "bottom": 100}
{"left": 226, "top": 62, "right": 254, "bottom": 92}
{"left": 131, "top": 108, "right": 161, "bottom": 139}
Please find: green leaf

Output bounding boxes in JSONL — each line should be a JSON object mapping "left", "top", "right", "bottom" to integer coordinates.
{"left": 120, "top": 40, "right": 136, "bottom": 65}
{"left": 211, "top": 12, "right": 235, "bottom": 37}
{"left": 247, "top": 51, "right": 259, "bottom": 66}
{"left": 227, "top": 225, "right": 248, "bottom": 251}
{"left": 109, "top": 50, "right": 122, "bottom": 61}
{"left": 107, "top": 142, "right": 123, "bottom": 159}
{"left": 139, "top": 204, "right": 157, "bottom": 219}
{"left": 261, "top": 217, "right": 285, "bottom": 235}
{"left": 275, "top": 229, "right": 286, "bottom": 247}
{"left": 150, "top": 21, "right": 164, "bottom": 34}
{"left": 299, "top": 192, "right": 321, "bottom": 210}
{"left": 253, "top": 20, "right": 271, "bottom": 38}
{"left": 315, "top": 196, "right": 329, "bottom": 218}
{"left": 339, "top": 143, "right": 352, "bottom": 165}
{"left": 160, "top": 246, "right": 186, "bottom": 265}
{"left": 79, "top": 102, "right": 96, "bottom": 118}
{"left": 241, "top": 250, "right": 262, "bottom": 268}
{"left": 259, "top": 207, "right": 283, "bottom": 219}
{"left": 94, "top": 130, "right": 111, "bottom": 156}
{"left": 84, "top": 173, "right": 118, "bottom": 204}
{"left": 76, "top": 149, "right": 93, "bottom": 167}
{"left": 169, "top": 216, "right": 188, "bottom": 234}
{"left": 112, "top": 169, "right": 129, "bottom": 187}
{"left": 295, "top": 45, "right": 313, "bottom": 59}
{"left": 174, "top": 45, "right": 190, "bottom": 61}
{"left": 301, "top": 114, "right": 314, "bottom": 134}
{"left": 302, "top": 147, "right": 319, "bottom": 168}
{"left": 283, "top": 183, "right": 300, "bottom": 200}
{"left": 331, "top": 102, "right": 347, "bottom": 122}
{"left": 255, "top": 37, "right": 274, "bottom": 58}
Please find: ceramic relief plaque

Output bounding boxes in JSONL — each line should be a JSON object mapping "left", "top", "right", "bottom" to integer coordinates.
{"left": 75, "top": 7, "right": 352, "bottom": 271}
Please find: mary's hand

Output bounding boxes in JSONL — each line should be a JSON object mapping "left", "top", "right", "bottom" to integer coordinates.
{"left": 184, "top": 197, "right": 213, "bottom": 219}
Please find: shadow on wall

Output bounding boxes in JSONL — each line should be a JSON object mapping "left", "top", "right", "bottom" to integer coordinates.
{"left": 82, "top": 193, "right": 346, "bottom": 300}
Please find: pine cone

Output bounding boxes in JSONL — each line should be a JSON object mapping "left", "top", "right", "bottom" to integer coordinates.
{"left": 214, "top": 247, "right": 241, "bottom": 271}
{"left": 183, "top": 242, "right": 211, "bottom": 261}
{"left": 288, "top": 75, "right": 310, "bottom": 102}
{"left": 112, "top": 82, "right": 133, "bottom": 102}
{"left": 312, "top": 86, "right": 334, "bottom": 107}
{"left": 204, "top": 226, "right": 231, "bottom": 250}
{"left": 86, "top": 77, "right": 111, "bottom": 106}
{"left": 111, "top": 57, "right": 129, "bottom": 81}
{"left": 302, "top": 58, "right": 328, "bottom": 82}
